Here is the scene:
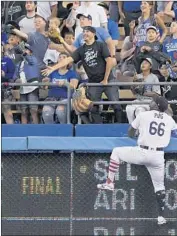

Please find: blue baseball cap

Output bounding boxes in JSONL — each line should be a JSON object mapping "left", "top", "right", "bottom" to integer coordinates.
{"left": 83, "top": 26, "right": 98, "bottom": 40}
{"left": 154, "top": 96, "right": 168, "bottom": 112}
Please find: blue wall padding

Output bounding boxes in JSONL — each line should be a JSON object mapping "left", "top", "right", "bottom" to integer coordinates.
{"left": 75, "top": 124, "right": 129, "bottom": 137}
{"left": 2, "top": 137, "right": 27, "bottom": 150}
{"left": 165, "top": 138, "right": 177, "bottom": 152}
{"left": 2, "top": 124, "right": 177, "bottom": 152}
{"left": 27, "top": 137, "right": 129, "bottom": 151}
{"left": 27, "top": 137, "right": 177, "bottom": 153}
{"left": 2, "top": 124, "right": 73, "bottom": 137}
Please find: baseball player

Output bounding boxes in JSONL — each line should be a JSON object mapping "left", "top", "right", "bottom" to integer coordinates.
{"left": 97, "top": 96, "right": 177, "bottom": 225}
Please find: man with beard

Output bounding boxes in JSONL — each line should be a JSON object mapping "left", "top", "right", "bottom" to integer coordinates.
{"left": 17, "top": 1, "right": 37, "bottom": 34}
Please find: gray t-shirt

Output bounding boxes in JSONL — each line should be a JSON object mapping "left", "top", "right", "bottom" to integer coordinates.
{"left": 136, "top": 73, "right": 161, "bottom": 99}
{"left": 18, "top": 15, "right": 36, "bottom": 34}
{"left": 27, "top": 31, "right": 49, "bottom": 70}
{"left": 142, "top": 41, "right": 162, "bottom": 52}
{"left": 121, "top": 36, "right": 135, "bottom": 61}
{"left": 122, "top": 36, "right": 133, "bottom": 51}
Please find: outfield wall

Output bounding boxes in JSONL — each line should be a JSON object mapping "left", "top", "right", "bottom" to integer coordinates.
{"left": 2, "top": 124, "right": 177, "bottom": 235}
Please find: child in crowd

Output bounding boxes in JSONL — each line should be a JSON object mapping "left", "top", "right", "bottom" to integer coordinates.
{"left": 134, "top": 25, "right": 169, "bottom": 73}
{"left": 134, "top": 1, "right": 167, "bottom": 47}
{"left": 1, "top": 44, "right": 15, "bottom": 82}
{"left": 13, "top": 43, "right": 40, "bottom": 124}
{"left": 63, "top": 31, "right": 75, "bottom": 45}
{"left": 43, "top": 17, "right": 61, "bottom": 65}
{"left": 140, "top": 26, "right": 163, "bottom": 53}
{"left": 6, "top": 32, "right": 22, "bottom": 64}
{"left": 49, "top": 17, "right": 61, "bottom": 33}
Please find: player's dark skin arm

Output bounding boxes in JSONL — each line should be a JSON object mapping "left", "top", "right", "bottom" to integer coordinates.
{"left": 128, "top": 125, "right": 137, "bottom": 138}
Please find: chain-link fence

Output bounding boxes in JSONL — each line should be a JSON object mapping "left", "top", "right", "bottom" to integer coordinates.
{"left": 2, "top": 152, "right": 177, "bottom": 235}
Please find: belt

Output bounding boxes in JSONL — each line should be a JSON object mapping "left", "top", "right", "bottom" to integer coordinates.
{"left": 140, "top": 145, "right": 164, "bottom": 152}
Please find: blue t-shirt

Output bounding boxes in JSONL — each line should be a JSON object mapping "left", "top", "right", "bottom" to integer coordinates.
{"left": 108, "top": 19, "right": 120, "bottom": 40}
{"left": 172, "top": 2, "right": 177, "bottom": 19}
{"left": 74, "top": 27, "right": 111, "bottom": 48}
{"left": 135, "top": 17, "right": 160, "bottom": 47}
{"left": 163, "top": 37, "right": 177, "bottom": 63}
{"left": 174, "top": 8, "right": 177, "bottom": 19}
{"left": 1, "top": 56, "right": 15, "bottom": 81}
{"left": 123, "top": 1, "right": 141, "bottom": 12}
{"left": 27, "top": 31, "right": 49, "bottom": 70}
{"left": 48, "top": 69, "right": 78, "bottom": 98}
{"left": 173, "top": 1, "right": 177, "bottom": 10}
{"left": 1, "top": 32, "right": 8, "bottom": 45}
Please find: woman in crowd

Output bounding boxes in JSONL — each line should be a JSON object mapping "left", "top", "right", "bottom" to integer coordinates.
{"left": 134, "top": 1, "right": 167, "bottom": 47}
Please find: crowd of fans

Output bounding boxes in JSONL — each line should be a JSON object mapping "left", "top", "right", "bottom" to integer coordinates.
{"left": 1, "top": 1, "right": 177, "bottom": 125}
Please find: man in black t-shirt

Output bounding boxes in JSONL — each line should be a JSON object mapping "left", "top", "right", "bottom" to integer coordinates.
{"left": 42, "top": 26, "right": 121, "bottom": 124}
{"left": 159, "top": 63, "right": 177, "bottom": 122}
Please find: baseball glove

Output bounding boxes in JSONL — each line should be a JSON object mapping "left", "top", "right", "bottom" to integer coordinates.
{"left": 131, "top": 78, "right": 144, "bottom": 95}
{"left": 48, "top": 28, "right": 64, "bottom": 44}
{"left": 72, "top": 87, "right": 93, "bottom": 114}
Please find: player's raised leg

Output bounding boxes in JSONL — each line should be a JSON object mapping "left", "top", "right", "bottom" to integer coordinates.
{"left": 97, "top": 146, "right": 145, "bottom": 190}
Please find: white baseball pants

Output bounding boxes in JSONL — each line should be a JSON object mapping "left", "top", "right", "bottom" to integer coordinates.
{"left": 110, "top": 146, "right": 165, "bottom": 192}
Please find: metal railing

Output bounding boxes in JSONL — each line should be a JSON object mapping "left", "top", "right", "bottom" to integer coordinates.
{"left": 1, "top": 82, "right": 72, "bottom": 124}
{"left": 79, "top": 82, "right": 177, "bottom": 105}
{"left": 1, "top": 82, "right": 177, "bottom": 123}
{"left": 80, "top": 82, "right": 177, "bottom": 86}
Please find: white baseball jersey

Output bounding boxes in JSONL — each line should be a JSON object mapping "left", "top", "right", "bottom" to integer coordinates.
{"left": 37, "top": 1, "right": 57, "bottom": 20}
{"left": 110, "top": 110, "right": 176, "bottom": 192}
{"left": 132, "top": 110, "right": 177, "bottom": 148}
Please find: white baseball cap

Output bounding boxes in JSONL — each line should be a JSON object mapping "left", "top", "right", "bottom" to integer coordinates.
{"left": 146, "top": 26, "right": 158, "bottom": 32}
{"left": 143, "top": 58, "right": 153, "bottom": 66}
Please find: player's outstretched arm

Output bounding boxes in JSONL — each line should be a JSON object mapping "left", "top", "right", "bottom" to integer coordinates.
{"left": 128, "top": 125, "right": 137, "bottom": 138}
